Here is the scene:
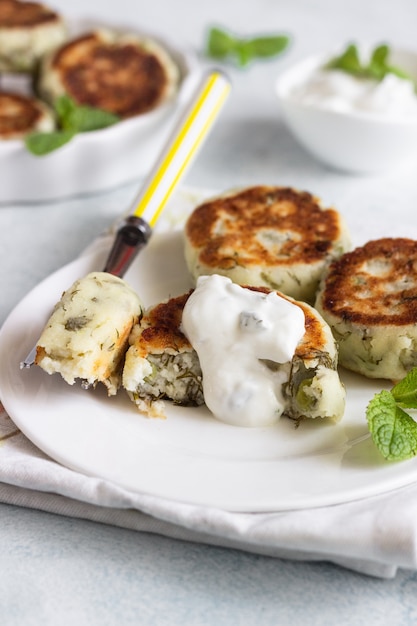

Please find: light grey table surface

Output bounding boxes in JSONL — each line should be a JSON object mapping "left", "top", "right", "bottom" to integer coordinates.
{"left": 2, "top": 0, "right": 417, "bottom": 623}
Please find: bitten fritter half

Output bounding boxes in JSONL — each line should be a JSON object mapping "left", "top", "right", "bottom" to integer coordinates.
{"left": 35, "top": 272, "right": 143, "bottom": 395}
{"left": 123, "top": 292, "right": 204, "bottom": 418}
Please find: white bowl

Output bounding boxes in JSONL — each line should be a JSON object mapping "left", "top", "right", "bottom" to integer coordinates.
{"left": 275, "top": 47, "right": 417, "bottom": 174}
{"left": 0, "top": 20, "right": 200, "bottom": 203}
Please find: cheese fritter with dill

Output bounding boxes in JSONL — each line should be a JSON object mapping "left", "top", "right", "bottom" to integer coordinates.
{"left": 315, "top": 237, "right": 417, "bottom": 380}
{"left": 123, "top": 292, "right": 203, "bottom": 418}
{"left": 0, "top": 91, "right": 54, "bottom": 139}
{"left": 37, "top": 28, "right": 180, "bottom": 119}
{"left": 122, "top": 285, "right": 345, "bottom": 423}
{"left": 184, "top": 186, "right": 351, "bottom": 303}
{"left": 35, "top": 272, "right": 143, "bottom": 395}
{"left": 0, "top": 0, "right": 67, "bottom": 72}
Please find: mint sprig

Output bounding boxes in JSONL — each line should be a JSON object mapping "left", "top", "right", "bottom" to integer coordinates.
{"left": 25, "top": 95, "right": 120, "bottom": 156}
{"left": 326, "top": 43, "right": 416, "bottom": 89}
{"left": 25, "top": 130, "right": 76, "bottom": 156}
{"left": 207, "top": 26, "right": 290, "bottom": 67}
{"left": 366, "top": 368, "right": 417, "bottom": 462}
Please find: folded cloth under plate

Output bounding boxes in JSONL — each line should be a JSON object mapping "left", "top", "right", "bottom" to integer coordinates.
{"left": 1, "top": 402, "right": 417, "bottom": 578}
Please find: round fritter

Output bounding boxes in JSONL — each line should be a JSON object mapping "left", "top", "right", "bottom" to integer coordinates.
{"left": 37, "top": 29, "right": 180, "bottom": 118}
{"left": 0, "top": 0, "right": 67, "bottom": 72}
{"left": 315, "top": 238, "right": 417, "bottom": 380}
{"left": 0, "top": 90, "right": 54, "bottom": 138}
{"left": 184, "top": 186, "right": 351, "bottom": 303}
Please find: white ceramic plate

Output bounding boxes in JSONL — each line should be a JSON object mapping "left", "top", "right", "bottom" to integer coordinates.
{"left": 0, "top": 19, "right": 200, "bottom": 203}
{"left": 2, "top": 192, "right": 417, "bottom": 512}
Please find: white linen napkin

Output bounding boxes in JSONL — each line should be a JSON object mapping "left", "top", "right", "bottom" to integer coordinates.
{"left": 1, "top": 190, "right": 417, "bottom": 580}
{"left": 2, "top": 402, "right": 417, "bottom": 579}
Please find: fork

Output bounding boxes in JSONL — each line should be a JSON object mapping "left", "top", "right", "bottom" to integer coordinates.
{"left": 20, "top": 69, "right": 231, "bottom": 370}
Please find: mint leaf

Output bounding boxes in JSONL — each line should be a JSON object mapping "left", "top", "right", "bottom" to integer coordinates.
{"left": 54, "top": 94, "right": 77, "bottom": 128}
{"left": 368, "top": 43, "right": 390, "bottom": 80}
{"left": 370, "top": 44, "right": 389, "bottom": 65}
{"left": 235, "top": 40, "right": 255, "bottom": 67}
{"left": 391, "top": 368, "right": 417, "bottom": 408}
{"left": 366, "top": 390, "right": 417, "bottom": 461}
{"left": 54, "top": 95, "right": 119, "bottom": 132}
{"left": 25, "top": 95, "right": 120, "bottom": 156}
{"left": 250, "top": 36, "right": 290, "bottom": 58}
{"left": 64, "top": 104, "right": 120, "bottom": 132}
{"left": 206, "top": 26, "right": 290, "bottom": 67}
{"left": 326, "top": 43, "right": 362, "bottom": 75}
{"left": 24, "top": 130, "right": 76, "bottom": 155}
{"left": 386, "top": 65, "right": 414, "bottom": 82}
{"left": 207, "top": 27, "right": 236, "bottom": 59}
{"left": 326, "top": 42, "right": 416, "bottom": 89}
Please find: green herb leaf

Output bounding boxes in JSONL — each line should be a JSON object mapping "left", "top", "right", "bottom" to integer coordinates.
{"left": 366, "top": 390, "right": 417, "bottom": 461}
{"left": 326, "top": 43, "right": 362, "bottom": 75}
{"left": 326, "top": 42, "right": 416, "bottom": 89}
{"left": 370, "top": 44, "right": 389, "bottom": 66}
{"left": 391, "top": 368, "right": 417, "bottom": 408}
{"left": 207, "top": 26, "right": 290, "bottom": 67}
{"left": 54, "top": 94, "right": 77, "bottom": 129}
{"left": 24, "top": 130, "right": 76, "bottom": 155}
{"left": 235, "top": 40, "right": 255, "bottom": 67}
{"left": 250, "top": 35, "right": 290, "bottom": 58}
{"left": 386, "top": 65, "right": 413, "bottom": 81}
{"left": 53, "top": 95, "right": 119, "bottom": 132}
{"left": 25, "top": 95, "right": 120, "bottom": 156}
{"left": 207, "top": 26, "right": 236, "bottom": 59}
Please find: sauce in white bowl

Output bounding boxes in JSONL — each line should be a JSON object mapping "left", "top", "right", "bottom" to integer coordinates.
{"left": 288, "top": 68, "right": 417, "bottom": 120}
{"left": 276, "top": 46, "right": 417, "bottom": 173}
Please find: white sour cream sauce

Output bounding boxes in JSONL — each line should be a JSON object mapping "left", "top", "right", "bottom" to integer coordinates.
{"left": 288, "top": 68, "right": 417, "bottom": 119}
{"left": 181, "top": 275, "right": 305, "bottom": 428}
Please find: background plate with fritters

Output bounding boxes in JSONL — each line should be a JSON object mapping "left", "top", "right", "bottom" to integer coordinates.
{"left": 0, "top": 19, "right": 199, "bottom": 203}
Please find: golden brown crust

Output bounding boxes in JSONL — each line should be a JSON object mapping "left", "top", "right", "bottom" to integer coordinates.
{"left": 134, "top": 286, "right": 327, "bottom": 360}
{"left": 0, "top": 91, "right": 44, "bottom": 137}
{"left": 50, "top": 32, "right": 171, "bottom": 118}
{"left": 318, "top": 238, "right": 417, "bottom": 326}
{"left": 134, "top": 292, "right": 193, "bottom": 357}
{"left": 0, "top": 0, "right": 60, "bottom": 28}
{"left": 185, "top": 186, "right": 343, "bottom": 270}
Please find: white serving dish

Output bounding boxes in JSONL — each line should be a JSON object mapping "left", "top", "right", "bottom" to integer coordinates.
{"left": 276, "top": 47, "right": 417, "bottom": 174}
{"left": 0, "top": 20, "right": 200, "bottom": 203}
